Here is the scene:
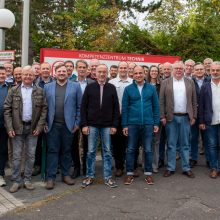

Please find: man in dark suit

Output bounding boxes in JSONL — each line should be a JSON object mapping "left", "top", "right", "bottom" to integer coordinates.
{"left": 199, "top": 61, "right": 220, "bottom": 178}
{"left": 71, "top": 60, "right": 94, "bottom": 178}
{"left": 160, "top": 61, "right": 197, "bottom": 178}
{"left": 44, "top": 64, "right": 82, "bottom": 189}
{"left": 190, "top": 63, "right": 210, "bottom": 168}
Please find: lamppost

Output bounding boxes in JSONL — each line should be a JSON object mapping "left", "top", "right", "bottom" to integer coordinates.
{"left": 21, "top": 0, "right": 30, "bottom": 66}
{"left": 0, "top": 5, "right": 15, "bottom": 50}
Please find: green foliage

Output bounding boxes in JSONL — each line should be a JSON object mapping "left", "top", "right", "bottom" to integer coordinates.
{"left": 4, "top": 0, "right": 220, "bottom": 63}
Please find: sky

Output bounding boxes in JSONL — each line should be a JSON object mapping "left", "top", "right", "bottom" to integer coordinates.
{"left": 124, "top": 0, "right": 160, "bottom": 28}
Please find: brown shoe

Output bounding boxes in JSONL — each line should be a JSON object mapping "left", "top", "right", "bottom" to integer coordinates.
{"left": 45, "top": 180, "right": 55, "bottom": 190}
{"left": 115, "top": 169, "right": 123, "bottom": 177}
{"left": 62, "top": 176, "right": 75, "bottom": 185}
{"left": 145, "top": 175, "right": 154, "bottom": 185}
{"left": 163, "top": 170, "right": 175, "bottom": 177}
{"left": 124, "top": 175, "right": 134, "bottom": 185}
{"left": 209, "top": 169, "right": 218, "bottom": 179}
{"left": 182, "top": 170, "right": 195, "bottom": 178}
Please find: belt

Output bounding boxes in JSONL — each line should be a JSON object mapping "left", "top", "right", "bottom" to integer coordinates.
{"left": 174, "top": 113, "right": 188, "bottom": 117}
{"left": 23, "top": 121, "right": 31, "bottom": 126}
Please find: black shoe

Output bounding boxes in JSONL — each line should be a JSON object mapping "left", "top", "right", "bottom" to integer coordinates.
{"left": 189, "top": 159, "right": 197, "bottom": 168}
{"left": 158, "top": 159, "right": 164, "bottom": 169}
{"left": 32, "top": 166, "right": 41, "bottom": 176}
{"left": 206, "top": 161, "right": 210, "bottom": 168}
{"left": 71, "top": 168, "right": 80, "bottom": 179}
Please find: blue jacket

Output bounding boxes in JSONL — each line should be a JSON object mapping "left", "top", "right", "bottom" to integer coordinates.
{"left": 44, "top": 81, "right": 82, "bottom": 132}
{"left": 121, "top": 80, "right": 160, "bottom": 127}
{"left": 199, "top": 82, "right": 213, "bottom": 125}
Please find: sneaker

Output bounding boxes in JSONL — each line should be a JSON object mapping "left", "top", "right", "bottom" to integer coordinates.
{"left": 124, "top": 175, "right": 134, "bottom": 185}
{"left": 24, "top": 181, "right": 35, "bottom": 190}
{"left": 82, "top": 177, "right": 94, "bottom": 188}
{"left": 105, "top": 177, "right": 117, "bottom": 188}
{"left": 9, "top": 183, "right": 22, "bottom": 193}
{"left": 0, "top": 176, "right": 6, "bottom": 187}
{"left": 145, "top": 175, "right": 154, "bottom": 185}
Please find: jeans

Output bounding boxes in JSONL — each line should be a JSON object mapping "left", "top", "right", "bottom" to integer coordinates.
{"left": 46, "top": 123, "right": 74, "bottom": 180}
{"left": 126, "top": 125, "right": 153, "bottom": 175}
{"left": 12, "top": 125, "right": 38, "bottom": 183}
{"left": 0, "top": 126, "right": 8, "bottom": 176}
{"left": 86, "top": 126, "right": 112, "bottom": 180}
{"left": 165, "top": 115, "right": 190, "bottom": 172}
{"left": 205, "top": 124, "right": 220, "bottom": 170}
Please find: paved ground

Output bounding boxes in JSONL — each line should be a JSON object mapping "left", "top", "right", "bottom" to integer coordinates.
{"left": 1, "top": 155, "right": 220, "bottom": 220}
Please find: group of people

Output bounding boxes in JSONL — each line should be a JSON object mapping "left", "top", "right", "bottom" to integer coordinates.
{"left": 0, "top": 57, "right": 219, "bottom": 193}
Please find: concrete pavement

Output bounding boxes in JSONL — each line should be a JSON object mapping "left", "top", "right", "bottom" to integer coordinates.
{"left": 1, "top": 155, "right": 220, "bottom": 220}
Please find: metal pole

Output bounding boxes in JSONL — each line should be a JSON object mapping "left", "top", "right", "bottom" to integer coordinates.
{"left": 0, "top": 0, "right": 5, "bottom": 50}
{"left": 21, "top": 0, "right": 30, "bottom": 66}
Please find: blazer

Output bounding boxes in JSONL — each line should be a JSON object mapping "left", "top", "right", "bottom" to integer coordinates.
{"left": 44, "top": 81, "right": 82, "bottom": 132}
{"left": 159, "top": 77, "right": 197, "bottom": 121}
{"left": 199, "top": 82, "right": 213, "bottom": 125}
{"left": 4, "top": 84, "right": 47, "bottom": 134}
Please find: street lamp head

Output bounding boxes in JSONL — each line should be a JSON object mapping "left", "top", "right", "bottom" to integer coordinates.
{"left": 0, "top": 9, "right": 15, "bottom": 29}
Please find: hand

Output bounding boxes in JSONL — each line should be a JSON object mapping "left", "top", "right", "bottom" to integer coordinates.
{"left": 33, "top": 129, "right": 40, "bottom": 136}
{"left": 8, "top": 130, "right": 15, "bottom": 138}
{"left": 190, "top": 118, "right": 196, "bottom": 126}
{"left": 82, "top": 126, "right": 89, "bottom": 135}
{"left": 154, "top": 126, "right": 159, "bottom": 133}
{"left": 72, "top": 125, "right": 79, "bottom": 133}
{"left": 123, "top": 127, "right": 128, "bottom": 136}
{"left": 160, "top": 118, "right": 166, "bottom": 126}
{"left": 199, "top": 124, "right": 206, "bottom": 130}
{"left": 44, "top": 125, "right": 48, "bottom": 133}
{"left": 110, "top": 127, "right": 117, "bottom": 135}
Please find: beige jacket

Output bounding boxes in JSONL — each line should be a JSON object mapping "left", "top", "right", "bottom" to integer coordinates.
{"left": 159, "top": 77, "right": 197, "bottom": 122}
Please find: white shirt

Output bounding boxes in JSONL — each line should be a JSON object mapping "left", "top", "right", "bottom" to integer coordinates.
{"left": 137, "top": 84, "right": 143, "bottom": 95}
{"left": 21, "top": 83, "right": 33, "bottom": 122}
{"left": 173, "top": 77, "right": 187, "bottom": 113}
{"left": 109, "top": 77, "right": 132, "bottom": 111}
{"left": 211, "top": 80, "right": 220, "bottom": 125}
{"left": 77, "top": 78, "right": 87, "bottom": 95}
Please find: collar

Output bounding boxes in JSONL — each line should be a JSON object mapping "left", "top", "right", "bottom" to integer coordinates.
{"left": 173, "top": 77, "right": 184, "bottom": 82}
{"left": 21, "top": 82, "right": 33, "bottom": 88}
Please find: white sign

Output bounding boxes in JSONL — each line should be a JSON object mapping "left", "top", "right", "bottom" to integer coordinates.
{"left": 0, "top": 50, "right": 15, "bottom": 60}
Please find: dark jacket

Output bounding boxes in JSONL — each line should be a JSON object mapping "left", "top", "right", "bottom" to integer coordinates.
{"left": 199, "top": 82, "right": 213, "bottom": 125}
{"left": 4, "top": 84, "right": 48, "bottom": 134}
{"left": 192, "top": 76, "right": 210, "bottom": 109}
{"left": 121, "top": 80, "right": 160, "bottom": 127}
{"left": 81, "top": 81, "right": 120, "bottom": 128}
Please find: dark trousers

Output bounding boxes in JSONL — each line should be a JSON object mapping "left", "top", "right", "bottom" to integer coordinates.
{"left": 159, "top": 125, "right": 167, "bottom": 161}
{"left": 71, "top": 130, "right": 81, "bottom": 170}
{"left": 46, "top": 123, "right": 73, "bottom": 180}
{"left": 0, "top": 126, "right": 8, "bottom": 176}
{"left": 34, "top": 133, "right": 43, "bottom": 167}
{"left": 111, "top": 125, "right": 127, "bottom": 170}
